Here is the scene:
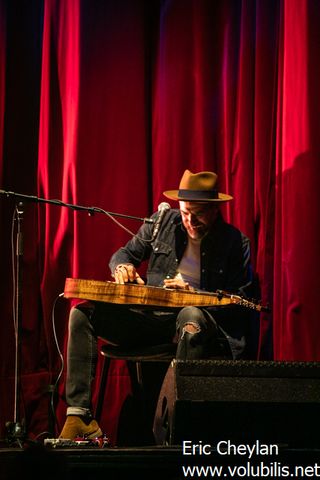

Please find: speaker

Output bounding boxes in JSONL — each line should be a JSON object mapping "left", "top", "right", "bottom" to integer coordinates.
{"left": 153, "top": 359, "right": 320, "bottom": 447}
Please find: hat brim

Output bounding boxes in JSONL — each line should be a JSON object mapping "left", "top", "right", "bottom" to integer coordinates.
{"left": 163, "top": 190, "right": 233, "bottom": 202}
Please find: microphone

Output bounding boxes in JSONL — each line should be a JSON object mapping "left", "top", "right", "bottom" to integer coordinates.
{"left": 151, "top": 202, "right": 170, "bottom": 241}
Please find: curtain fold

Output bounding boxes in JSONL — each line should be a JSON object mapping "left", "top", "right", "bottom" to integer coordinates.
{"left": 0, "top": 1, "right": 5, "bottom": 175}
{"left": 1, "top": 0, "right": 320, "bottom": 442}
{"left": 273, "top": 0, "right": 320, "bottom": 360}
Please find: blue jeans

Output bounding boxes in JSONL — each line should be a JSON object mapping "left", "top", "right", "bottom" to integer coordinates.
{"left": 65, "top": 302, "right": 233, "bottom": 410}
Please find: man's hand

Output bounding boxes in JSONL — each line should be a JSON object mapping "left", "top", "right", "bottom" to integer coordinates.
{"left": 163, "top": 278, "right": 194, "bottom": 291}
{"left": 114, "top": 263, "right": 145, "bottom": 285}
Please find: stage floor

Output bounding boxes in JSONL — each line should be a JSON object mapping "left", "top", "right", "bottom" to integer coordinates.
{"left": 1, "top": 443, "right": 320, "bottom": 480}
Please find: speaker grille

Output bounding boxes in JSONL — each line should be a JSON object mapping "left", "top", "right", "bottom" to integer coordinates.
{"left": 153, "top": 360, "right": 320, "bottom": 446}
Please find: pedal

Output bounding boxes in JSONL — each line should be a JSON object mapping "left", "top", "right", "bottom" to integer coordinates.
{"left": 44, "top": 434, "right": 110, "bottom": 448}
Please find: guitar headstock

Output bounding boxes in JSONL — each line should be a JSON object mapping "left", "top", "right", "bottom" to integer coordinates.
{"left": 215, "top": 290, "right": 270, "bottom": 313}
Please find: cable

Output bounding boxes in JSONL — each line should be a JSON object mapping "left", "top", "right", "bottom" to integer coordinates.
{"left": 91, "top": 206, "right": 155, "bottom": 244}
{"left": 49, "top": 293, "right": 65, "bottom": 433}
{"left": 92, "top": 206, "right": 145, "bottom": 239}
{"left": 11, "top": 207, "right": 17, "bottom": 333}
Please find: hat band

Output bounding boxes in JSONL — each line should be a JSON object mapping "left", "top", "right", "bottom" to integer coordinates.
{"left": 178, "top": 189, "right": 218, "bottom": 200}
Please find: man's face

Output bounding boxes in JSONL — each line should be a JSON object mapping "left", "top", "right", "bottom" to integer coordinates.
{"left": 179, "top": 201, "right": 219, "bottom": 240}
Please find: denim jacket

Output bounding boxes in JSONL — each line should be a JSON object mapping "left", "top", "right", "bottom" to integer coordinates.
{"left": 109, "top": 208, "right": 253, "bottom": 356}
{"left": 109, "top": 209, "right": 251, "bottom": 290}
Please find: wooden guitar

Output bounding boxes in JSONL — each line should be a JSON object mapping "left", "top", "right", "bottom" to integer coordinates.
{"left": 64, "top": 278, "right": 269, "bottom": 312}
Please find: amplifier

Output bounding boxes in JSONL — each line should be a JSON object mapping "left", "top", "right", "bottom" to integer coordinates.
{"left": 153, "top": 359, "right": 320, "bottom": 447}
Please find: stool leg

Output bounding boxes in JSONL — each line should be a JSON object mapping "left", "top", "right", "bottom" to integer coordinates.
{"left": 95, "top": 356, "right": 111, "bottom": 422}
{"left": 127, "top": 361, "right": 141, "bottom": 397}
{"left": 135, "top": 361, "right": 143, "bottom": 387}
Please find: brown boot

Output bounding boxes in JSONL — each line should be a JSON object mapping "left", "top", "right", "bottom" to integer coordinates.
{"left": 59, "top": 415, "right": 102, "bottom": 440}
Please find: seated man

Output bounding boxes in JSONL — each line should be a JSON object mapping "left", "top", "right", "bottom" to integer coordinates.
{"left": 59, "top": 169, "right": 252, "bottom": 440}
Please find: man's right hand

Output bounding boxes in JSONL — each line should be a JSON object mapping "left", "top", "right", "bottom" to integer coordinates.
{"left": 113, "top": 263, "right": 145, "bottom": 285}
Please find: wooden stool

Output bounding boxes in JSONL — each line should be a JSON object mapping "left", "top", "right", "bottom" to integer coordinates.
{"left": 95, "top": 343, "right": 177, "bottom": 425}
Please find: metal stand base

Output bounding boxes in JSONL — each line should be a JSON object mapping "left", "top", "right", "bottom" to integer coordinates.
{"left": 5, "top": 421, "right": 26, "bottom": 447}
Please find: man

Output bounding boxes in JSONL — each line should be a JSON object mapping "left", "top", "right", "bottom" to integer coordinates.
{"left": 59, "top": 170, "right": 252, "bottom": 440}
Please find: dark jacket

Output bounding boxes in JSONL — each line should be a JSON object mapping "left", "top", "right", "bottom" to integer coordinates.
{"left": 110, "top": 209, "right": 251, "bottom": 289}
{"left": 109, "top": 208, "right": 253, "bottom": 357}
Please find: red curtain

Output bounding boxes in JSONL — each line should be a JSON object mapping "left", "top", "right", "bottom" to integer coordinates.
{"left": 1, "top": 0, "right": 320, "bottom": 442}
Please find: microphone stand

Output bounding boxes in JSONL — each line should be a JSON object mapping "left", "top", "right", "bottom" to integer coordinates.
{"left": 0, "top": 189, "right": 154, "bottom": 223}
{"left": 0, "top": 188, "right": 153, "bottom": 445}
{"left": 5, "top": 201, "right": 25, "bottom": 445}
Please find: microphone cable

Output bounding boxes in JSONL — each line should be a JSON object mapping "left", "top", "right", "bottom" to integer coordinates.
{"left": 48, "top": 292, "right": 65, "bottom": 436}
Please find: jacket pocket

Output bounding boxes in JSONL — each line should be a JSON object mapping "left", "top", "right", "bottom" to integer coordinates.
{"left": 151, "top": 240, "right": 172, "bottom": 255}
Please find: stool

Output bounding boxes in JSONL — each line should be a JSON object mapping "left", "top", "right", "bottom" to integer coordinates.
{"left": 95, "top": 343, "right": 177, "bottom": 423}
